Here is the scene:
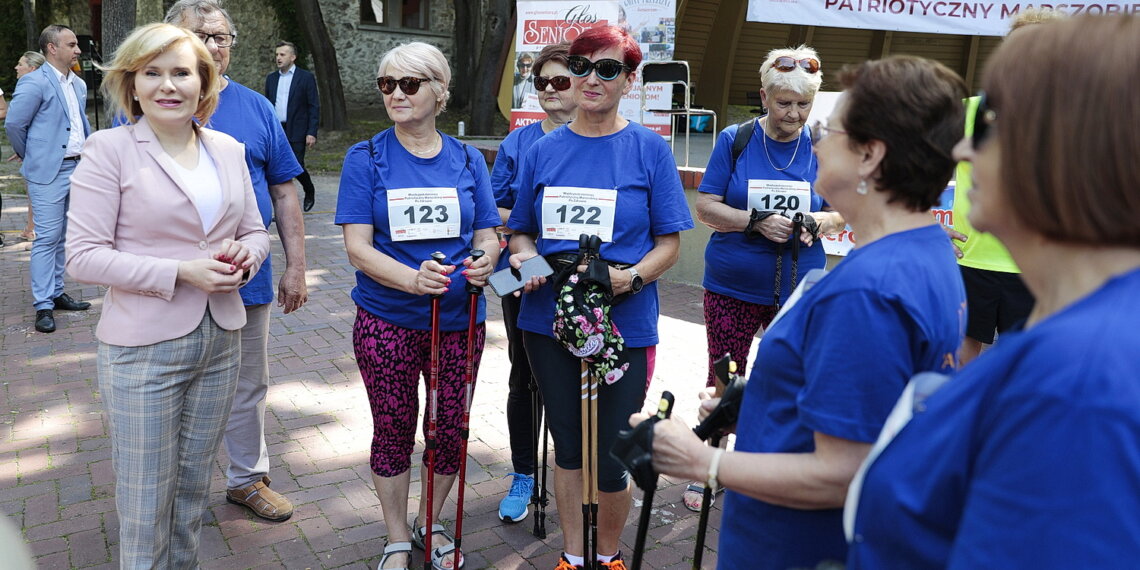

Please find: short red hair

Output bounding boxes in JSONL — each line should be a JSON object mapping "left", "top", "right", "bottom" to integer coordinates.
{"left": 569, "top": 25, "right": 641, "bottom": 70}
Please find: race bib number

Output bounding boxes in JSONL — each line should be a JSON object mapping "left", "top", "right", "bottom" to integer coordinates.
{"left": 387, "top": 187, "right": 461, "bottom": 241}
{"left": 540, "top": 187, "right": 618, "bottom": 242}
{"left": 747, "top": 179, "right": 811, "bottom": 215}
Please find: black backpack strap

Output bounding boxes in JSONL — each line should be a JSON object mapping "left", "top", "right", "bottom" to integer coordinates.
{"left": 729, "top": 118, "right": 757, "bottom": 175}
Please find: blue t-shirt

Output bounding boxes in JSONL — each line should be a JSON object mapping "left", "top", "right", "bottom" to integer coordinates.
{"left": 849, "top": 267, "right": 1140, "bottom": 569}
{"left": 699, "top": 120, "right": 825, "bottom": 305}
{"left": 490, "top": 120, "right": 547, "bottom": 272}
{"left": 206, "top": 79, "right": 304, "bottom": 306}
{"left": 718, "top": 224, "right": 966, "bottom": 570}
{"left": 335, "top": 129, "right": 500, "bottom": 331}
{"left": 505, "top": 122, "right": 694, "bottom": 347}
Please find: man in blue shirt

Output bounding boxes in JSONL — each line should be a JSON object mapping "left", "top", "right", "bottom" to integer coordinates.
{"left": 265, "top": 41, "right": 320, "bottom": 212}
{"left": 166, "top": 0, "right": 308, "bottom": 522}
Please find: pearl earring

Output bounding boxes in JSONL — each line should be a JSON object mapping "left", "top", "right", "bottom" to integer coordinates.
{"left": 133, "top": 95, "right": 138, "bottom": 101}
{"left": 856, "top": 179, "right": 869, "bottom": 195}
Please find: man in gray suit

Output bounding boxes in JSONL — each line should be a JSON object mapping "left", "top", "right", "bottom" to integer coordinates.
{"left": 6, "top": 24, "right": 93, "bottom": 333}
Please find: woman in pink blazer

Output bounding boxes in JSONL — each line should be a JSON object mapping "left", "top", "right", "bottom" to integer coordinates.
{"left": 65, "top": 23, "right": 269, "bottom": 568}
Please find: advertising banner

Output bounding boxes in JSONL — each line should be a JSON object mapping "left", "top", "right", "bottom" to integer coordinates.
{"left": 747, "top": 0, "right": 1136, "bottom": 36}
{"left": 512, "top": 1, "right": 677, "bottom": 133}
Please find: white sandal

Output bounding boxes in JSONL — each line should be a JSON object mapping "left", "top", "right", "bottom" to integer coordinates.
{"left": 412, "top": 520, "right": 464, "bottom": 570}
{"left": 377, "top": 541, "right": 412, "bottom": 570}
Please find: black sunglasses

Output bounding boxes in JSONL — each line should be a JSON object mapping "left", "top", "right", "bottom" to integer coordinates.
{"left": 377, "top": 76, "right": 430, "bottom": 96}
{"left": 972, "top": 91, "right": 998, "bottom": 149}
{"left": 567, "top": 55, "right": 630, "bottom": 81}
{"left": 534, "top": 75, "right": 571, "bottom": 91}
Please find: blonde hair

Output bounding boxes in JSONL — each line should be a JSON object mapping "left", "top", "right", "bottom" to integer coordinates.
{"left": 20, "top": 51, "right": 46, "bottom": 70}
{"left": 377, "top": 41, "right": 451, "bottom": 116}
{"left": 100, "top": 23, "right": 220, "bottom": 125}
{"left": 759, "top": 45, "right": 823, "bottom": 98}
{"left": 1009, "top": 7, "right": 1067, "bottom": 32}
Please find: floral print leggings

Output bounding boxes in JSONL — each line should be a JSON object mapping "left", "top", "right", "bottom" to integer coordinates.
{"left": 353, "top": 307, "right": 485, "bottom": 477}
{"left": 703, "top": 290, "right": 779, "bottom": 386}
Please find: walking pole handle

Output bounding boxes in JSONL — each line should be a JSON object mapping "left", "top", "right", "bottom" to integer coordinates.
{"left": 465, "top": 249, "right": 485, "bottom": 294}
{"left": 430, "top": 251, "right": 448, "bottom": 297}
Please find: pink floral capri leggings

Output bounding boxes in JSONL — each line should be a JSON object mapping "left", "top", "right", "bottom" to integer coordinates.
{"left": 353, "top": 307, "right": 486, "bottom": 477}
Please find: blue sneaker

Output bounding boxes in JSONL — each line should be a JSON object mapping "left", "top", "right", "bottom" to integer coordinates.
{"left": 498, "top": 473, "right": 534, "bottom": 523}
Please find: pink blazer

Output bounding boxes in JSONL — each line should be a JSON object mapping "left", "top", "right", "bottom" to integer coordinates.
{"left": 66, "top": 117, "right": 270, "bottom": 347}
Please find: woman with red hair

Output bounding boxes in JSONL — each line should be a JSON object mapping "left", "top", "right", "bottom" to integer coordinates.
{"left": 507, "top": 26, "right": 694, "bottom": 570}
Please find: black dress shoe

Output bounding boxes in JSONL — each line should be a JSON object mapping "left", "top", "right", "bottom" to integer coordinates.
{"left": 35, "top": 309, "right": 56, "bottom": 333}
{"left": 53, "top": 293, "right": 92, "bottom": 311}
{"left": 302, "top": 193, "right": 315, "bottom": 212}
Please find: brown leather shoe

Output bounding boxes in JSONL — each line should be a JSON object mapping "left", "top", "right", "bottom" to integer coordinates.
{"left": 226, "top": 476, "right": 293, "bottom": 521}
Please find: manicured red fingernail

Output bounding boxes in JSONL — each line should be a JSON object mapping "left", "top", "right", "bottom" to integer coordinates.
{"left": 461, "top": 270, "right": 468, "bottom": 276}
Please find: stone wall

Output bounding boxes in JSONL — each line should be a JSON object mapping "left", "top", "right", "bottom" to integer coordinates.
{"left": 318, "top": 0, "right": 456, "bottom": 109}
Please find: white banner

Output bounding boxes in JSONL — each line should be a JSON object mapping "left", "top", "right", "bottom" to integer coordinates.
{"left": 746, "top": 0, "right": 1134, "bottom": 36}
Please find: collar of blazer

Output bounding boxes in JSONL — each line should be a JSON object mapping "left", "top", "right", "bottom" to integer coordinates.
{"left": 129, "top": 116, "right": 241, "bottom": 234}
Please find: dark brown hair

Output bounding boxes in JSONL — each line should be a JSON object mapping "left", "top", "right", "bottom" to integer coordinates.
{"left": 533, "top": 41, "right": 570, "bottom": 77}
{"left": 984, "top": 14, "right": 1139, "bottom": 245}
{"left": 837, "top": 56, "right": 967, "bottom": 211}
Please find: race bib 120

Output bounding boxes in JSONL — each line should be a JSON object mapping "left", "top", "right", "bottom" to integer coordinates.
{"left": 747, "top": 179, "right": 811, "bottom": 216}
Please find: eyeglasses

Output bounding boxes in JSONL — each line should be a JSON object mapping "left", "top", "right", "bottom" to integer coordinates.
{"left": 567, "top": 55, "right": 630, "bottom": 81}
{"left": 772, "top": 56, "right": 820, "bottom": 74}
{"left": 809, "top": 120, "right": 848, "bottom": 145}
{"left": 518, "top": 61, "right": 532, "bottom": 69}
{"left": 193, "top": 31, "right": 236, "bottom": 48}
{"left": 533, "top": 75, "right": 571, "bottom": 91}
{"left": 377, "top": 76, "right": 430, "bottom": 96}
{"left": 972, "top": 91, "right": 998, "bottom": 149}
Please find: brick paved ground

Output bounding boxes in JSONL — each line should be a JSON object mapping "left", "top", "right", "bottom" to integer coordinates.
{"left": 0, "top": 175, "right": 725, "bottom": 569}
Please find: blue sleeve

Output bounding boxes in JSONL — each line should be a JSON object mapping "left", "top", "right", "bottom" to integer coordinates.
{"left": 490, "top": 133, "right": 519, "bottom": 209}
{"left": 468, "top": 146, "right": 501, "bottom": 230}
{"left": 4, "top": 74, "right": 39, "bottom": 156}
{"left": 797, "top": 290, "right": 917, "bottom": 443}
{"left": 260, "top": 101, "right": 303, "bottom": 185}
{"left": 335, "top": 141, "right": 376, "bottom": 225}
{"left": 948, "top": 373, "right": 1140, "bottom": 567}
{"left": 697, "top": 125, "right": 739, "bottom": 197}
{"left": 506, "top": 141, "right": 540, "bottom": 234}
{"left": 647, "top": 136, "right": 695, "bottom": 236}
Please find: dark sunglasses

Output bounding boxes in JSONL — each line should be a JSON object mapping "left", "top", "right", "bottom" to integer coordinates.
{"left": 972, "top": 91, "right": 998, "bottom": 149}
{"left": 377, "top": 76, "right": 430, "bottom": 96}
{"left": 567, "top": 55, "right": 630, "bottom": 81}
{"left": 533, "top": 75, "right": 571, "bottom": 91}
{"left": 772, "top": 56, "right": 820, "bottom": 74}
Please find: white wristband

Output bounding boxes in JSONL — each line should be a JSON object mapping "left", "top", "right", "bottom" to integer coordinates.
{"left": 706, "top": 448, "right": 725, "bottom": 494}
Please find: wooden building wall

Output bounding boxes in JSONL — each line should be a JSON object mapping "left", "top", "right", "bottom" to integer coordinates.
{"left": 676, "top": 0, "right": 1003, "bottom": 119}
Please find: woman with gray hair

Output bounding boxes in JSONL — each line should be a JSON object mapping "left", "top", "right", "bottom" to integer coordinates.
{"left": 683, "top": 46, "right": 845, "bottom": 511}
{"left": 335, "top": 41, "right": 499, "bottom": 570}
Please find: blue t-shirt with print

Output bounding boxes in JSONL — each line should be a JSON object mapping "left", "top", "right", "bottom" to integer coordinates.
{"left": 717, "top": 224, "right": 966, "bottom": 570}
{"left": 506, "top": 122, "right": 694, "bottom": 347}
{"left": 335, "top": 129, "right": 500, "bottom": 331}
{"left": 699, "top": 120, "right": 825, "bottom": 305}
{"left": 490, "top": 120, "right": 547, "bottom": 271}
{"left": 849, "top": 267, "right": 1140, "bottom": 569}
{"left": 206, "top": 79, "right": 303, "bottom": 306}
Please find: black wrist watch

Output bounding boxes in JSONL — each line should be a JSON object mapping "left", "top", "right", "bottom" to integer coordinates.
{"left": 628, "top": 267, "right": 644, "bottom": 294}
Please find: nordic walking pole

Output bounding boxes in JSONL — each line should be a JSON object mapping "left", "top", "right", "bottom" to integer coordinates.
{"left": 453, "top": 249, "right": 484, "bottom": 568}
{"left": 531, "top": 377, "right": 548, "bottom": 539}
{"left": 424, "top": 251, "right": 447, "bottom": 570}
{"left": 587, "top": 234, "right": 603, "bottom": 570}
{"left": 579, "top": 359, "right": 593, "bottom": 569}
{"left": 631, "top": 392, "right": 675, "bottom": 570}
{"left": 693, "top": 357, "right": 733, "bottom": 570}
{"left": 790, "top": 213, "right": 804, "bottom": 292}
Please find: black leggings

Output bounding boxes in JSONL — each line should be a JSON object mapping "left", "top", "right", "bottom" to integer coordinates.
{"left": 503, "top": 294, "right": 541, "bottom": 474}
{"left": 522, "top": 331, "right": 649, "bottom": 493}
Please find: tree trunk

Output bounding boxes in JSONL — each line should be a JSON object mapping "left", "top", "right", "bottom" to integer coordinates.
{"left": 450, "top": 0, "right": 480, "bottom": 110}
{"left": 470, "top": 0, "right": 514, "bottom": 135}
{"left": 102, "top": 0, "right": 136, "bottom": 57}
{"left": 293, "top": 0, "right": 348, "bottom": 131}
{"left": 22, "top": 0, "right": 37, "bottom": 50}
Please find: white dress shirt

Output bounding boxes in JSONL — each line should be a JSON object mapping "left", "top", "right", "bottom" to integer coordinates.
{"left": 49, "top": 64, "right": 86, "bottom": 158}
{"left": 274, "top": 65, "right": 294, "bottom": 123}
